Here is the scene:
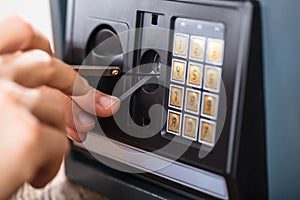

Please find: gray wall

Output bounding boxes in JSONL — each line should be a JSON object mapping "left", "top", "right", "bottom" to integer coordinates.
{"left": 259, "top": 0, "right": 300, "bottom": 198}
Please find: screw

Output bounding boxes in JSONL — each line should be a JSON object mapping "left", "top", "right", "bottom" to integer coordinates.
{"left": 111, "top": 70, "right": 120, "bottom": 76}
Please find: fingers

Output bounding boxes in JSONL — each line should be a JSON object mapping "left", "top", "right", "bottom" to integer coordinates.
{"left": 0, "top": 16, "right": 52, "bottom": 54}
{"left": 0, "top": 80, "right": 65, "bottom": 131}
{"left": 72, "top": 89, "right": 120, "bottom": 117}
{"left": 0, "top": 85, "right": 69, "bottom": 194}
{"left": 29, "top": 123, "right": 69, "bottom": 188}
{"left": 38, "top": 86, "right": 95, "bottom": 142}
{"left": 0, "top": 50, "right": 88, "bottom": 95}
{"left": 0, "top": 49, "right": 121, "bottom": 117}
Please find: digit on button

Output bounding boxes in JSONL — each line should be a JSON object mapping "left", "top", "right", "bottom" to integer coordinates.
{"left": 185, "top": 88, "right": 201, "bottom": 114}
{"left": 201, "top": 92, "right": 219, "bottom": 120}
{"left": 206, "top": 38, "right": 224, "bottom": 65}
{"left": 171, "top": 59, "right": 186, "bottom": 83}
{"left": 199, "top": 119, "right": 216, "bottom": 146}
{"left": 173, "top": 33, "right": 189, "bottom": 58}
{"left": 169, "top": 84, "right": 184, "bottom": 109}
{"left": 204, "top": 65, "right": 222, "bottom": 93}
{"left": 189, "top": 36, "right": 206, "bottom": 61}
{"left": 183, "top": 114, "right": 198, "bottom": 141}
{"left": 167, "top": 110, "right": 182, "bottom": 135}
{"left": 187, "top": 62, "right": 203, "bottom": 88}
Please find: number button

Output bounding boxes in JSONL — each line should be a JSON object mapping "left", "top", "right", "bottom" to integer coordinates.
{"left": 199, "top": 119, "right": 216, "bottom": 146}
{"left": 189, "top": 36, "right": 206, "bottom": 61}
{"left": 201, "top": 92, "right": 219, "bottom": 120}
{"left": 206, "top": 38, "right": 224, "bottom": 65}
{"left": 167, "top": 110, "right": 182, "bottom": 135}
{"left": 183, "top": 115, "right": 198, "bottom": 140}
{"left": 169, "top": 85, "right": 184, "bottom": 109}
{"left": 185, "top": 89, "right": 201, "bottom": 114}
{"left": 171, "top": 59, "right": 186, "bottom": 83}
{"left": 173, "top": 33, "right": 189, "bottom": 57}
{"left": 187, "top": 62, "right": 203, "bottom": 88}
{"left": 204, "top": 65, "right": 222, "bottom": 92}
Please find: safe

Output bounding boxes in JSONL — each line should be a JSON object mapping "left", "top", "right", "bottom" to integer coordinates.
{"left": 50, "top": 0, "right": 268, "bottom": 199}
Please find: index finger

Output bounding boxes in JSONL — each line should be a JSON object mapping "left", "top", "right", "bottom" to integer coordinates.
{"left": 0, "top": 50, "right": 120, "bottom": 117}
{"left": 0, "top": 16, "right": 52, "bottom": 54}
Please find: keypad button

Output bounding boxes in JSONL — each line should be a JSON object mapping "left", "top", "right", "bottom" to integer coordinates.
{"left": 189, "top": 36, "right": 206, "bottom": 61}
{"left": 183, "top": 115, "right": 198, "bottom": 140}
{"left": 204, "top": 65, "right": 222, "bottom": 92}
{"left": 171, "top": 59, "right": 186, "bottom": 83}
{"left": 187, "top": 62, "right": 203, "bottom": 88}
{"left": 173, "top": 33, "right": 189, "bottom": 57}
{"left": 206, "top": 38, "right": 224, "bottom": 65}
{"left": 167, "top": 110, "right": 182, "bottom": 135}
{"left": 199, "top": 119, "right": 216, "bottom": 146}
{"left": 201, "top": 92, "right": 219, "bottom": 120}
{"left": 169, "top": 85, "right": 184, "bottom": 109}
{"left": 185, "top": 89, "right": 201, "bottom": 114}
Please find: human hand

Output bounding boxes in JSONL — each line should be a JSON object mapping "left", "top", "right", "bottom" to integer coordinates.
{"left": 0, "top": 16, "right": 120, "bottom": 198}
{"left": 0, "top": 16, "right": 120, "bottom": 141}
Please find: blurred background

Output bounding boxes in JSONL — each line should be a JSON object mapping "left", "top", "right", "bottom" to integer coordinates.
{"left": 0, "top": 0, "right": 53, "bottom": 46}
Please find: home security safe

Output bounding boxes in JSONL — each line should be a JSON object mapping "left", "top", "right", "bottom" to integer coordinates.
{"left": 50, "top": 0, "right": 267, "bottom": 199}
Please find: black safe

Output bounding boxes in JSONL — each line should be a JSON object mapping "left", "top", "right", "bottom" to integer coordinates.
{"left": 50, "top": 0, "right": 267, "bottom": 199}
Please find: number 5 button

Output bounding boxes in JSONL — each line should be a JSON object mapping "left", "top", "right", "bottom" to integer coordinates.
{"left": 187, "top": 62, "right": 203, "bottom": 88}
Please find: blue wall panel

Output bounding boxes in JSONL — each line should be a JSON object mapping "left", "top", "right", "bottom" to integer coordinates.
{"left": 259, "top": 0, "right": 300, "bottom": 198}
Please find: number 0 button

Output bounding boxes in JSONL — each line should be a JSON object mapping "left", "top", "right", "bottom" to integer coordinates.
{"left": 183, "top": 115, "right": 198, "bottom": 141}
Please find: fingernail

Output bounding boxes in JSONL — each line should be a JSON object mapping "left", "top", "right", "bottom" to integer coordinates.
{"left": 77, "top": 112, "right": 95, "bottom": 127}
{"left": 98, "top": 95, "right": 120, "bottom": 110}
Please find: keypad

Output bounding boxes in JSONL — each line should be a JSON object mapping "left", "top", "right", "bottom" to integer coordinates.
{"left": 166, "top": 18, "right": 225, "bottom": 147}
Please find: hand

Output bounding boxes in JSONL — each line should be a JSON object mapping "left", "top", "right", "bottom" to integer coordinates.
{"left": 0, "top": 16, "right": 120, "bottom": 199}
{"left": 0, "top": 81, "right": 69, "bottom": 199}
{"left": 0, "top": 16, "right": 120, "bottom": 142}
